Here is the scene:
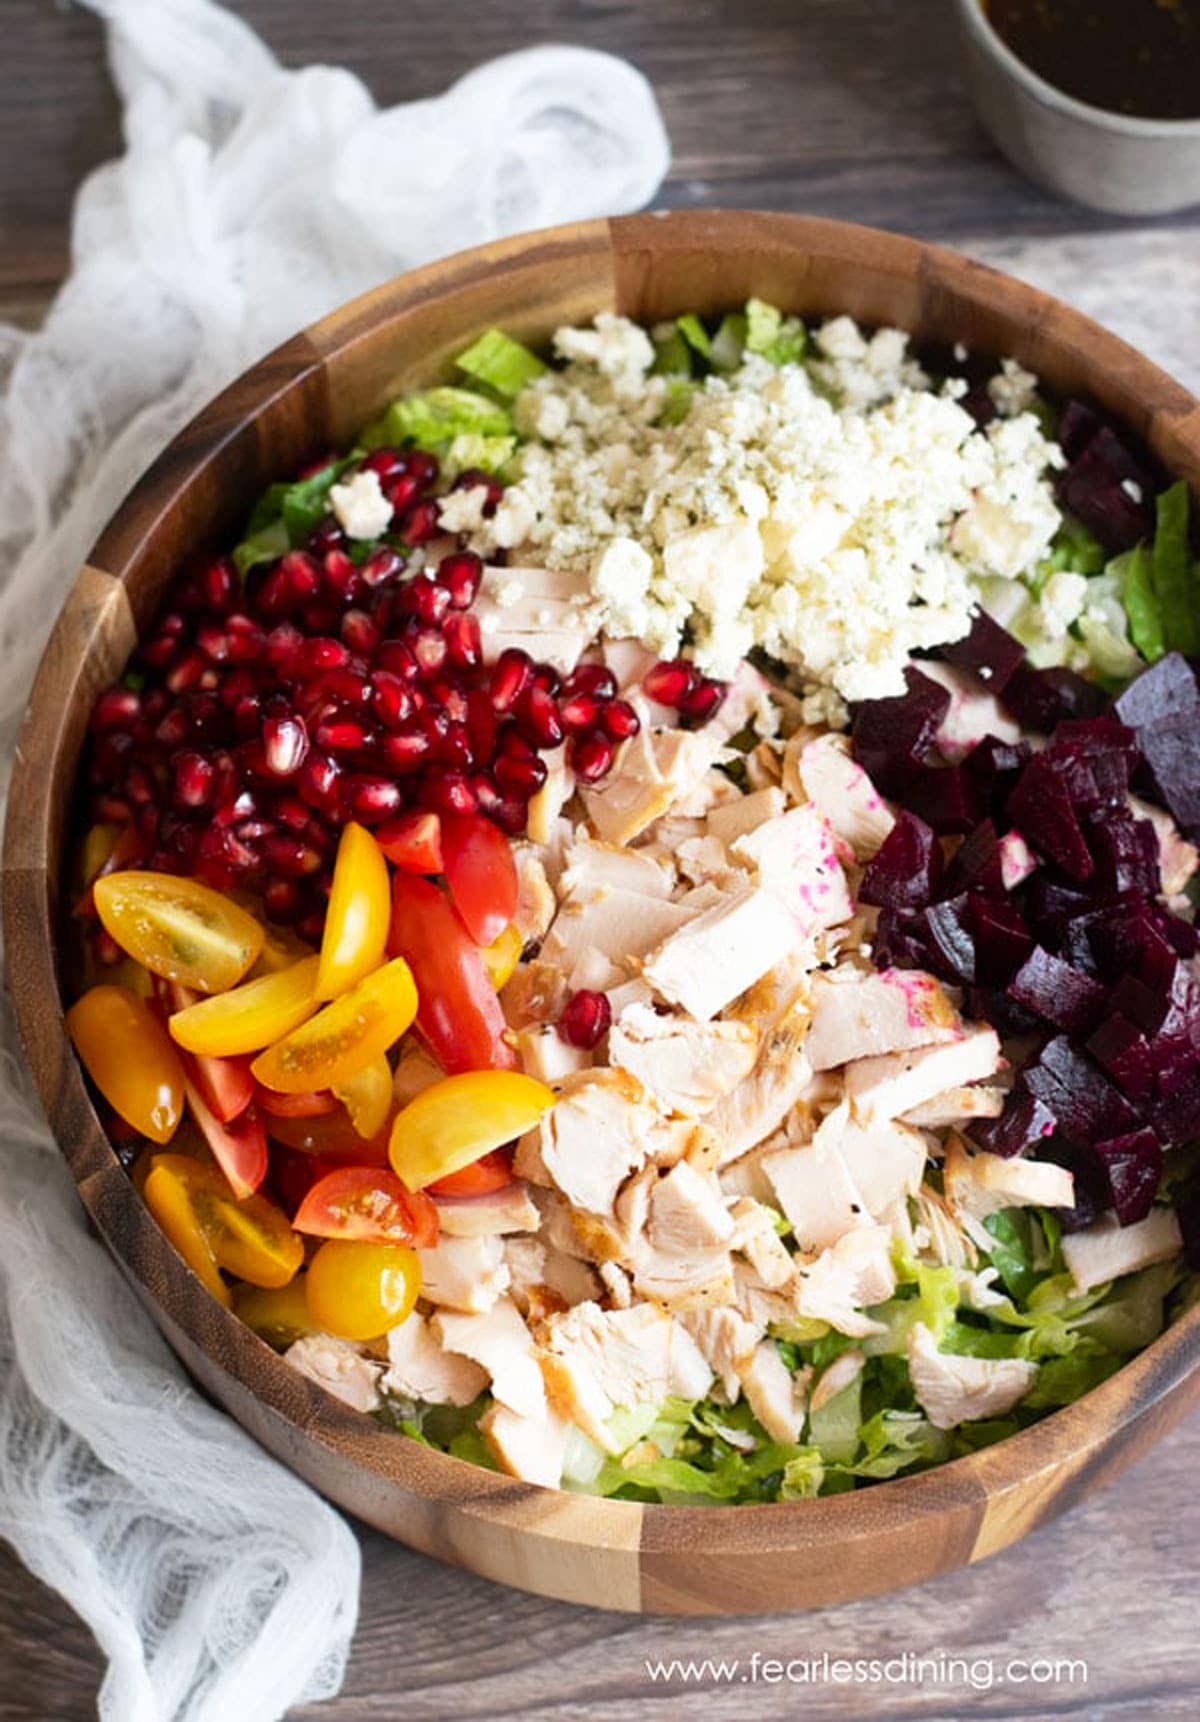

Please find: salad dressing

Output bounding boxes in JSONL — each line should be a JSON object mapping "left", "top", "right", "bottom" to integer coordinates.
{"left": 984, "top": 0, "right": 1200, "bottom": 121}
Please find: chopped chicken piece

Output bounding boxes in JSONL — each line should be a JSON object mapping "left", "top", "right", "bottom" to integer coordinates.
{"left": 673, "top": 834, "right": 734, "bottom": 887}
{"left": 832, "top": 1111, "right": 927, "bottom": 1219}
{"left": 504, "top": 1234, "right": 599, "bottom": 1314}
{"left": 526, "top": 746, "right": 575, "bottom": 847}
{"left": 738, "top": 1341, "right": 806, "bottom": 1442}
{"left": 708, "top": 660, "right": 779, "bottom": 747}
{"left": 709, "top": 966, "right": 815, "bottom": 1166}
{"left": 539, "top": 1070, "right": 658, "bottom": 1215}
{"left": 707, "top": 787, "right": 788, "bottom": 845}
{"left": 908, "top": 1321, "right": 1037, "bottom": 1429}
{"left": 476, "top": 563, "right": 591, "bottom": 672}
{"left": 912, "top": 1186, "right": 977, "bottom": 1272}
{"left": 670, "top": 1322, "right": 718, "bottom": 1401}
{"left": 511, "top": 845, "right": 556, "bottom": 944}
{"left": 418, "top": 1234, "right": 510, "bottom": 1313}
{"left": 649, "top": 1161, "right": 736, "bottom": 1254}
{"left": 809, "top": 1348, "right": 864, "bottom": 1414}
{"left": 793, "top": 732, "right": 895, "bottom": 860}
{"left": 733, "top": 1260, "right": 798, "bottom": 1331}
{"left": 599, "top": 1260, "right": 633, "bottom": 1308}
{"left": 718, "top": 1143, "right": 780, "bottom": 1206}
{"left": 479, "top": 1402, "right": 570, "bottom": 1487}
{"left": 542, "top": 883, "right": 695, "bottom": 975}
{"left": 1061, "top": 1209, "right": 1183, "bottom": 1293}
{"left": 515, "top": 1023, "right": 592, "bottom": 1085}
{"left": 607, "top": 975, "right": 656, "bottom": 1019}
{"left": 764, "top": 1120, "right": 868, "bottom": 1254}
{"left": 578, "top": 722, "right": 688, "bottom": 846}
{"left": 381, "top": 1313, "right": 487, "bottom": 1406}
{"left": 806, "top": 968, "right": 960, "bottom": 1071}
{"left": 794, "top": 1224, "right": 897, "bottom": 1337}
{"left": 538, "top": 1301, "right": 712, "bottom": 1452}
{"left": 944, "top": 1137, "right": 1075, "bottom": 1249}
{"left": 502, "top": 960, "right": 569, "bottom": 1030}
{"left": 731, "top": 805, "right": 853, "bottom": 938}
{"left": 901, "top": 1084, "right": 1006, "bottom": 1128}
{"left": 608, "top": 1006, "right": 759, "bottom": 1116}
{"left": 568, "top": 944, "right": 625, "bottom": 992}
{"left": 433, "top": 1297, "right": 545, "bottom": 1418}
{"left": 393, "top": 1043, "right": 442, "bottom": 1106}
{"left": 643, "top": 885, "right": 796, "bottom": 1021}
{"left": 434, "top": 1182, "right": 541, "bottom": 1238}
{"left": 602, "top": 636, "right": 659, "bottom": 691}
{"left": 680, "top": 1307, "right": 761, "bottom": 1400}
{"left": 285, "top": 1334, "right": 381, "bottom": 1413}
{"left": 729, "top": 1197, "right": 794, "bottom": 1289}
{"left": 843, "top": 1026, "right": 1002, "bottom": 1124}
{"left": 561, "top": 839, "right": 674, "bottom": 900}
{"left": 919, "top": 660, "right": 1022, "bottom": 765}
{"left": 1130, "top": 794, "right": 1200, "bottom": 896}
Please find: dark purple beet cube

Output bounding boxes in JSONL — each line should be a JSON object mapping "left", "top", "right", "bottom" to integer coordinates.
{"left": 1093, "top": 1128, "right": 1164, "bottom": 1226}
{"left": 939, "top": 609, "right": 1026, "bottom": 694}
{"left": 966, "top": 985, "right": 1044, "bottom": 1036}
{"left": 1134, "top": 718, "right": 1200, "bottom": 840}
{"left": 872, "top": 908, "right": 937, "bottom": 973}
{"left": 1088, "top": 1013, "right": 1157, "bottom": 1100}
{"left": 1001, "top": 664, "right": 1108, "bottom": 734}
{"left": 1149, "top": 1068, "right": 1200, "bottom": 1145}
{"left": 859, "top": 810, "right": 944, "bottom": 911}
{"left": 1150, "top": 900, "right": 1199, "bottom": 958}
{"left": 1024, "top": 1034, "right": 1139, "bottom": 1146}
{"left": 946, "top": 818, "right": 1003, "bottom": 893}
{"left": 1024, "top": 877, "right": 1096, "bottom": 947}
{"left": 1040, "top": 1138, "right": 1114, "bottom": 1232}
{"left": 962, "top": 734, "right": 1033, "bottom": 815}
{"left": 914, "top": 893, "right": 977, "bottom": 983}
{"left": 1056, "top": 398, "right": 1103, "bottom": 461}
{"left": 1086, "top": 810, "right": 1160, "bottom": 897}
{"left": 968, "top": 893, "right": 1034, "bottom": 985}
{"left": 1053, "top": 716, "right": 1138, "bottom": 759}
{"left": 968, "top": 1085, "right": 1058, "bottom": 1158}
{"left": 1057, "top": 424, "right": 1156, "bottom": 553}
{"left": 1113, "top": 652, "right": 1200, "bottom": 729}
{"left": 903, "top": 764, "right": 982, "bottom": 836}
{"left": 851, "top": 667, "right": 950, "bottom": 793}
{"left": 1009, "top": 946, "right": 1108, "bottom": 1033}
{"left": 1007, "top": 753, "right": 1094, "bottom": 882}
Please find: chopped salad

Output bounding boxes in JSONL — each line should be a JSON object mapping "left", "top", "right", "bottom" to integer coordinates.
{"left": 67, "top": 301, "right": 1200, "bottom": 1502}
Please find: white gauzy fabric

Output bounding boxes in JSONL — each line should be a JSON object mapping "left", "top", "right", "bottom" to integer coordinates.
{"left": 0, "top": 2, "right": 670, "bottom": 1718}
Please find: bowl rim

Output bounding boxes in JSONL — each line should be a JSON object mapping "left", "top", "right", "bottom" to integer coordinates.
{"left": 5, "top": 208, "right": 1200, "bottom": 1594}
{"left": 954, "top": 0, "right": 1200, "bottom": 138}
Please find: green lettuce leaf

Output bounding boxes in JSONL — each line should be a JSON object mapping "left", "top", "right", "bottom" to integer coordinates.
{"left": 360, "top": 386, "right": 512, "bottom": 454}
{"left": 651, "top": 325, "right": 694, "bottom": 376}
{"left": 454, "top": 328, "right": 545, "bottom": 399}
{"left": 1152, "top": 480, "right": 1198, "bottom": 655}
{"left": 745, "top": 297, "right": 807, "bottom": 365}
{"left": 1114, "top": 543, "right": 1166, "bottom": 663}
{"left": 675, "top": 313, "right": 711, "bottom": 359}
{"left": 708, "top": 311, "right": 748, "bottom": 372}
{"left": 233, "top": 457, "right": 355, "bottom": 575}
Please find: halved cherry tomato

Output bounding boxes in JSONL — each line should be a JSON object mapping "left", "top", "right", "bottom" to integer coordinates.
{"left": 333, "top": 1055, "right": 394, "bottom": 1139}
{"left": 73, "top": 821, "right": 145, "bottom": 918}
{"left": 427, "top": 1147, "right": 515, "bottom": 1199}
{"left": 305, "top": 1239, "right": 420, "bottom": 1341}
{"left": 185, "top": 1080, "right": 268, "bottom": 1198}
{"left": 255, "top": 1085, "right": 338, "bottom": 1119}
{"left": 66, "top": 984, "right": 185, "bottom": 1144}
{"left": 389, "top": 1069, "right": 553, "bottom": 1190}
{"left": 376, "top": 809, "right": 443, "bottom": 874}
{"left": 481, "top": 922, "right": 522, "bottom": 991}
{"left": 144, "top": 1153, "right": 303, "bottom": 1292}
{"left": 143, "top": 1160, "right": 230, "bottom": 1305}
{"left": 251, "top": 958, "right": 418, "bottom": 1093}
{"left": 235, "top": 1276, "right": 316, "bottom": 1345}
{"left": 317, "top": 823, "right": 390, "bottom": 1000}
{"left": 388, "top": 874, "right": 516, "bottom": 1073}
{"left": 263, "top": 1107, "right": 393, "bottom": 1165}
{"left": 156, "top": 978, "right": 257, "bottom": 1121}
{"left": 252, "top": 924, "right": 315, "bottom": 977}
{"left": 94, "top": 872, "right": 263, "bottom": 993}
{"left": 168, "top": 956, "right": 320, "bottom": 1057}
{"left": 294, "top": 1167, "right": 439, "bottom": 1248}
{"left": 441, "top": 813, "right": 518, "bottom": 946}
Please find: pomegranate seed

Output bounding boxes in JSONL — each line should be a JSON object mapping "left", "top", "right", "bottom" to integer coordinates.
{"left": 441, "top": 724, "right": 474, "bottom": 770}
{"left": 518, "top": 685, "right": 564, "bottom": 749}
{"left": 452, "top": 467, "right": 503, "bottom": 512}
{"left": 299, "top": 636, "right": 350, "bottom": 676}
{"left": 278, "top": 551, "right": 322, "bottom": 605}
{"left": 347, "top": 775, "right": 404, "bottom": 824}
{"left": 491, "top": 796, "right": 527, "bottom": 836}
{"left": 403, "top": 450, "right": 438, "bottom": 488}
{"left": 159, "top": 814, "right": 200, "bottom": 862}
{"left": 301, "top": 601, "right": 342, "bottom": 635}
{"left": 262, "top": 713, "right": 310, "bottom": 776}
{"left": 466, "top": 688, "right": 497, "bottom": 761}
{"left": 261, "top": 834, "right": 322, "bottom": 876}
{"left": 398, "top": 499, "right": 441, "bottom": 545}
{"left": 213, "top": 788, "right": 256, "bottom": 830}
{"left": 559, "top": 691, "right": 601, "bottom": 732}
{"left": 95, "top": 795, "right": 132, "bottom": 823}
{"left": 314, "top": 716, "right": 369, "bottom": 753}
{"left": 570, "top": 729, "right": 616, "bottom": 783}
{"left": 361, "top": 447, "right": 406, "bottom": 481}
{"left": 490, "top": 647, "right": 534, "bottom": 712}
{"left": 642, "top": 657, "right": 698, "bottom": 706}
{"left": 399, "top": 576, "right": 451, "bottom": 625}
{"left": 361, "top": 546, "right": 406, "bottom": 587}
{"left": 298, "top": 751, "right": 342, "bottom": 809}
{"left": 226, "top": 615, "right": 267, "bottom": 664}
{"left": 92, "top": 688, "right": 140, "bottom": 733}
{"left": 199, "top": 559, "right": 237, "bottom": 614}
{"left": 412, "top": 628, "right": 448, "bottom": 678}
{"left": 341, "top": 608, "right": 381, "bottom": 655}
{"left": 421, "top": 770, "right": 478, "bottom": 817}
{"left": 306, "top": 518, "right": 346, "bottom": 557}
{"left": 172, "top": 751, "right": 215, "bottom": 808}
{"left": 265, "top": 623, "right": 304, "bottom": 675}
{"left": 273, "top": 795, "right": 311, "bottom": 832}
{"left": 677, "top": 678, "right": 728, "bottom": 727}
{"left": 558, "top": 989, "right": 612, "bottom": 1049}
{"left": 370, "top": 672, "right": 415, "bottom": 729}
{"left": 379, "top": 721, "right": 433, "bottom": 774}
{"left": 531, "top": 662, "right": 561, "bottom": 697}
{"left": 563, "top": 663, "right": 617, "bottom": 701}
{"left": 443, "top": 612, "right": 482, "bottom": 670}
{"left": 155, "top": 707, "right": 191, "bottom": 750}
{"left": 377, "top": 639, "right": 419, "bottom": 680}
{"left": 494, "top": 748, "right": 548, "bottom": 797}
{"left": 124, "top": 765, "right": 157, "bottom": 806}
{"left": 383, "top": 470, "right": 422, "bottom": 513}
{"left": 165, "top": 651, "right": 207, "bottom": 695}
{"left": 322, "top": 550, "right": 363, "bottom": 605}
{"left": 602, "top": 698, "right": 641, "bottom": 740}
{"left": 314, "top": 667, "right": 370, "bottom": 708}
{"left": 235, "top": 816, "right": 276, "bottom": 844}
{"left": 471, "top": 773, "right": 503, "bottom": 814}
{"left": 232, "top": 693, "right": 262, "bottom": 739}
{"left": 438, "top": 550, "right": 483, "bottom": 609}
{"left": 264, "top": 878, "right": 302, "bottom": 922}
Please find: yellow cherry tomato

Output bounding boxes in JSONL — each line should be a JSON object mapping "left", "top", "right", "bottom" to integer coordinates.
{"left": 481, "top": 923, "right": 523, "bottom": 991}
{"left": 143, "top": 1162, "right": 231, "bottom": 1305}
{"left": 252, "top": 924, "right": 316, "bottom": 977}
{"left": 145, "top": 1153, "right": 303, "bottom": 1289}
{"left": 252, "top": 958, "right": 418, "bottom": 1094}
{"left": 66, "top": 984, "right": 186, "bottom": 1144}
{"left": 235, "top": 1277, "right": 317, "bottom": 1346}
{"left": 389, "top": 1069, "right": 554, "bottom": 1191}
{"left": 94, "top": 872, "right": 264, "bottom": 994}
{"left": 333, "top": 1054, "right": 395, "bottom": 1139}
{"left": 168, "top": 956, "right": 321, "bottom": 1057}
{"left": 305, "top": 1239, "right": 420, "bottom": 1341}
{"left": 79, "top": 822, "right": 121, "bottom": 889}
{"left": 317, "top": 823, "right": 391, "bottom": 1001}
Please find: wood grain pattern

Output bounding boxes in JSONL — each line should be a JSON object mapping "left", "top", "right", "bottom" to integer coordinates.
{"left": 4, "top": 211, "right": 1199, "bottom": 1642}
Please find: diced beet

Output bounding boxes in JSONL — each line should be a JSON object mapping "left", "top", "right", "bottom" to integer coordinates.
{"left": 1086, "top": 810, "right": 1160, "bottom": 897}
{"left": 859, "top": 811, "right": 943, "bottom": 911}
{"left": 966, "top": 985, "right": 1043, "bottom": 1036}
{"left": 872, "top": 908, "right": 938, "bottom": 973}
{"left": 968, "top": 894, "right": 1034, "bottom": 985}
{"left": 939, "top": 609, "right": 1026, "bottom": 694}
{"left": 1093, "top": 1128, "right": 1163, "bottom": 1226}
{"left": 945, "top": 818, "right": 1002, "bottom": 893}
{"left": 962, "top": 734, "right": 1033, "bottom": 814}
{"left": 915, "top": 893, "right": 977, "bottom": 984}
{"left": 851, "top": 667, "right": 950, "bottom": 794}
{"left": 1044, "top": 736, "right": 1131, "bottom": 812}
{"left": 1113, "top": 652, "right": 1200, "bottom": 729}
{"left": 903, "top": 764, "right": 982, "bottom": 835}
{"left": 1024, "top": 1034, "right": 1138, "bottom": 1146}
{"left": 1009, "top": 946, "right": 1108, "bottom": 1033}
{"left": 959, "top": 384, "right": 996, "bottom": 429}
{"left": 1056, "top": 424, "right": 1156, "bottom": 553}
{"left": 1024, "top": 877, "right": 1096, "bottom": 948}
{"left": 1001, "top": 664, "right": 1108, "bottom": 734}
{"left": 1148, "top": 1068, "right": 1200, "bottom": 1145}
{"left": 1039, "top": 1139, "right": 1113, "bottom": 1232}
{"left": 1134, "top": 717, "right": 1200, "bottom": 839}
{"left": 1081, "top": 901, "right": 1174, "bottom": 983}
{"left": 1007, "top": 753, "right": 1094, "bottom": 882}
{"left": 968, "top": 1085, "right": 1058, "bottom": 1158}
{"left": 1107, "top": 973, "right": 1171, "bottom": 1039}
{"left": 1175, "top": 1173, "right": 1200, "bottom": 1270}
{"left": 1088, "top": 1013, "right": 1157, "bottom": 1101}
{"left": 1150, "top": 900, "right": 1199, "bottom": 958}
{"left": 1053, "top": 715, "right": 1139, "bottom": 758}
{"left": 1056, "top": 398, "right": 1103, "bottom": 461}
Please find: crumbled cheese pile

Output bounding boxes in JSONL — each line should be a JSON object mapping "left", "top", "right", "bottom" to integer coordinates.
{"left": 460, "top": 313, "right": 1066, "bottom": 709}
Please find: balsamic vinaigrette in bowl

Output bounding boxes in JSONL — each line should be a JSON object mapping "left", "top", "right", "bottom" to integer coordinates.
{"left": 984, "top": 0, "right": 1200, "bottom": 121}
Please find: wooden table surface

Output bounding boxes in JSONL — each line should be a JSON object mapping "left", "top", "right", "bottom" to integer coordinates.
{"left": 2, "top": 2, "right": 1198, "bottom": 1717}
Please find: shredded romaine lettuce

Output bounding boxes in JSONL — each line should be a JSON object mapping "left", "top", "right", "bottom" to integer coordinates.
{"left": 454, "top": 328, "right": 546, "bottom": 399}
{"left": 1151, "top": 480, "right": 1199, "bottom": 655}
{"left": 233, "top": 456, "right": 355, "bottom": 575}
{"left": 360, "top": 386, "right": 512, "bottom": 455}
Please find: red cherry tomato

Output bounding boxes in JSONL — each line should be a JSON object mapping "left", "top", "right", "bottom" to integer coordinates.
{"left": 184, "top": 1080, "right": 268, "bottom": 1199}
{"left": 294, "top": 1166, "right": 440, "bottom": 1248}
{"left": 388, "top": 874, "right": 517, "bottom": 1074}
{"left": 255, "top": 1085, "right": 338, "bottom": 1119}
{"left": 155, "top": 979, "right": 255, "bottom": 1122}
{"left": 263, "top": 1104, "right": 393, "bottom": 1165}
{"left": 376, "top": 810, "right": 444, "bottom": 874}
{"left": 427, "top": 1146, "right": 515, "bottom": 1199}
{"left": 440, "top": 813, "right": 518, "bottom": 946}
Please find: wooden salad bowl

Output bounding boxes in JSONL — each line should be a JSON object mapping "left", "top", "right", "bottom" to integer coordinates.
{"left": 5, "top": 211, "right": 1200, "bottom": 1615}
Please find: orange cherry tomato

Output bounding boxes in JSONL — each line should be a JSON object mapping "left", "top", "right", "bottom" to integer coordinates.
{"left": 155, "top": 978, "right": 256, "bottom": 1121}
{"left": 143, "top": 1154, "right": 303, "bottom": 1293}
{"left": 317, "top": 823, "right": 391, "bottom": 1000}
{"left": 168, "top": 956, "right": 320, "bottom": 1057}
{"left": 388, "top": 874, "right": 516, "bottom": 1073}
{"left": 234, "top": 1276, "right": 316, "bottom": 1345}
{"left": 143, "top": 1160, "right": 230, "bottom": 1305}
{"left": 441, "top": 813, "right": 518, "bottom": 946}
{"left": 305, "top": 1239, "right": 420, "bottom": 1341}
{"left": 376, "top": 809, "right": 443, "bottom": 874}
{"left": 255, "top": 1085, "right": 339, "bottom": 1119}
{"left": 427, "top": 1147, "right": 515, "bottom": 1199}
{"left": 94, "top": 872, "right": 263, "bottom": 993}
{"left": 333, "top": 1054, "right": 394, "bottom": 1139}
{"left": 481, "top": 922, "right": 523, "bottom": 991}
{"left": 389, "top": 1069, "right": 554, "bottom": 1191}
{"left": 294, "top": 1167, "right": 439, "bottom": 1248}
{"left": 66, "top": 984, "right": 185, "bottom": 1145}
{"left": 251, "top": 958, "right": 418, "bottom": 1094}
{"left": 184, "top": 1080, "right": 268, "bottom": 1199}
